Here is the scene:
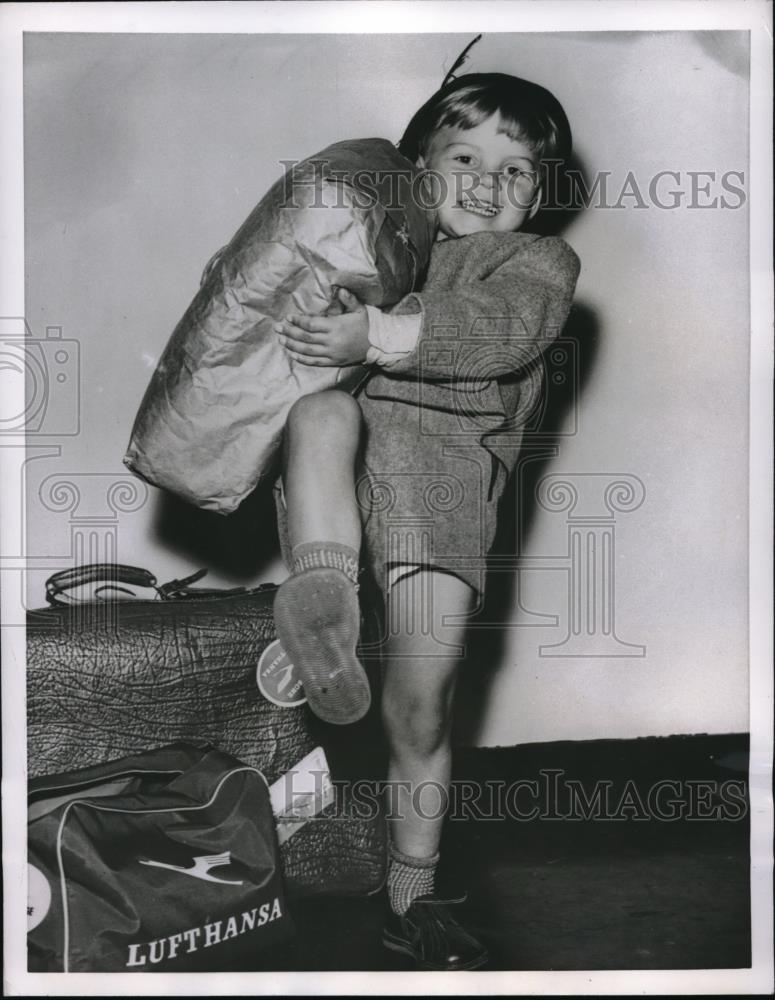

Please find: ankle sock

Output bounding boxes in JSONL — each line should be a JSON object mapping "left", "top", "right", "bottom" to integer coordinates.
{"left": 387, "top": 842, "right": 439, "bottom": 915}
{"left": 290, "top": 541, "right": 360, "bottom": 589}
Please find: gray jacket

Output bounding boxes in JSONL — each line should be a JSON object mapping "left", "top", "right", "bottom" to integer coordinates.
{"left": 356, "top": 230, "right": 580, "bottom": 594}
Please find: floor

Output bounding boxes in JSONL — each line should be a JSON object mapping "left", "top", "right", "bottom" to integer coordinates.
{"left": 239, "top": 733, "right": 751, "bottom": 973}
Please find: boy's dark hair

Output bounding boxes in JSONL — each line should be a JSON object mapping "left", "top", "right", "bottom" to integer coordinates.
{"left": 398, "top": 72, "right": 572, "bottom": 165}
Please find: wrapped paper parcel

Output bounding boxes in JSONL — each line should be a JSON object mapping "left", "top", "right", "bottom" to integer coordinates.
{"left": 124, "top": 138, "right": 434, "bottom": 513}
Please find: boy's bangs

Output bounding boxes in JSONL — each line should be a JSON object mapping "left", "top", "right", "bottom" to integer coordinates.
{"left": 398, "top": 73, "right": 571, "bottom": 165}
{"left": 436, "top": 92, "right": 545, "bottom": 155}
{"left": 495, "top": 114, "right": 546, "bottom": 154}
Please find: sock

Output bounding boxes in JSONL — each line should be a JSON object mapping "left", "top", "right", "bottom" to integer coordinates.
{"left": 387, "top": 842, "right": 439, "bottom": 915}
{"left": 290, "top": 541, "right": 360, "bottom": 589}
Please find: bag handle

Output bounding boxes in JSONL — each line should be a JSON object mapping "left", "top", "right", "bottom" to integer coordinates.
{"left": 46, "top": 563, "right": 158, "bottom": 603}
{"left": 44, "top": 563, "right": 240, "bottom": 606}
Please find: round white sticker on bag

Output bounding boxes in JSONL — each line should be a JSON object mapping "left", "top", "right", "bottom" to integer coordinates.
{"left": 256, "top": 640, "right": 306, "bottom": 707}
{"left": 28, "top": 864, "right": 51, "bottom": 931}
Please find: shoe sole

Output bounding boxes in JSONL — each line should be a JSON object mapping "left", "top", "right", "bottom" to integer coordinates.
{"left": 273, "top": 568, "right": 371, "bottom": 725}
{"left": 382, "top": 930, "right": 489, "bottom": 971}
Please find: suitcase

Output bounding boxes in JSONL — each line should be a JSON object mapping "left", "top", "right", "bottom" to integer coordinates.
{"left": 26, "top": 564, "right": 387, "bottom": 899}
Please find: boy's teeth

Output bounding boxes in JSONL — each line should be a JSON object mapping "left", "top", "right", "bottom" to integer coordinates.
{"left": 460, "top": 196, "right": 499, "bottom": 217}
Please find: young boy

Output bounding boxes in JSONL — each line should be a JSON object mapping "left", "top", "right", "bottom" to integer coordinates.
{"left": 273, "top": 73, "right": 580, "bottom": 970}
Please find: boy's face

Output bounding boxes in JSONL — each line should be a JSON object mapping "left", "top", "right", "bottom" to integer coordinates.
{"left": 419, "top": 113, "right": 541, "bottom": 240}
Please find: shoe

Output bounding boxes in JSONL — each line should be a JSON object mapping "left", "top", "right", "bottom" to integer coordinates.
{"left": 383, "top": 894, "right": 489, "bottom": 971}
{"left": 273, "top": 567, "right": 371, "bottom": 725}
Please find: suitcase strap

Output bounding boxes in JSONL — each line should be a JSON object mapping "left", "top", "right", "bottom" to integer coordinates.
{"left": 44, "top": 563, "right": 250, "bottom": 606}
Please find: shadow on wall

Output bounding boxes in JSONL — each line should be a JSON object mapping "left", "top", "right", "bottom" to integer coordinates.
{"left": 524, "top": 151, "right": 586, "bottom": 239}
{"left": 453, "top": 299, "right": 600, "bottom": 746}
{"left": 152, "top": 475, "right": 281, "bottom": 582}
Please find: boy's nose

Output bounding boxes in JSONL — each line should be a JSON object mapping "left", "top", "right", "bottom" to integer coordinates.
{"left": 478, "top": 170, "right": 497, "bottom": 190}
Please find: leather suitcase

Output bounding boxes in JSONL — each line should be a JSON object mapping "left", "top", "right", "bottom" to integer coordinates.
{"left": 26, "top": 565, "right": 387, "bottom": 899}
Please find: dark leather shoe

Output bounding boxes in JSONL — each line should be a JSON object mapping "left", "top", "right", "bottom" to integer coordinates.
{"left": 383, "top": 894, "right": 489, "bottom": 971}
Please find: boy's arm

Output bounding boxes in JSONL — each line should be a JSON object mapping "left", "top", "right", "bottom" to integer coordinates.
{"left": 274, "top": 237, "right": 580, "bottom": 376}
{"left": 378, "top": 236, "right": 581, "bottom": 382}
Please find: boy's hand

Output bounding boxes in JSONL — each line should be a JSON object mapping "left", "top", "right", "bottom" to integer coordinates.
{"left": 275, "top": 288, "right": 369, "bottom": 366}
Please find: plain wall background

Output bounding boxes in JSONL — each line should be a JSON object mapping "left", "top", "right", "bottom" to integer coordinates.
{"left": 23, "top": 30, "right": 749, "bottom": 746}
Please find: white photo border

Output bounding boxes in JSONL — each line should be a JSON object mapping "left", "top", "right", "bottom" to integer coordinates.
{"left": 2, "top": 1, "right": 772, "bottom": 995}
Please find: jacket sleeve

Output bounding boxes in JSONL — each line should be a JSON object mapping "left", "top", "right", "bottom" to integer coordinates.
{"left": 380, "top": 236, "right": 580, "bottom": 383}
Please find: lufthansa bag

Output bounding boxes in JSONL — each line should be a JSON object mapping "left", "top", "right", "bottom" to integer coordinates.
{"left": 27, "top": 743, "right": 294, "bottom": 972}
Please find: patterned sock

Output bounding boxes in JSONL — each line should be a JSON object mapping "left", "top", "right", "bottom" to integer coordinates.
{"left": 387, "top": 842, "right": 439, "bottom": 915}
{"left": 290, "top": 541, "right": 360, "bottom": 589}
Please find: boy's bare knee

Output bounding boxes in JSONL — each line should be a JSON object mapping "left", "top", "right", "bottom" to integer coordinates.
{"left": 286, "top": 390, "right": 361, "bottom": 441}
{"left": 383, "top": 691, "right": 453, "bottom": 758}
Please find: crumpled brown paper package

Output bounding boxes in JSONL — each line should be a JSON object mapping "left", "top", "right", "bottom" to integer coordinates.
{"left": 124, "top": 138, "right": 435, "bottom": 513}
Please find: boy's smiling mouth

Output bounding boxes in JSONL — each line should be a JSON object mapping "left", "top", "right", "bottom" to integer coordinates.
{"left": 459, "top": 194, "right": 500, "bottom": 218}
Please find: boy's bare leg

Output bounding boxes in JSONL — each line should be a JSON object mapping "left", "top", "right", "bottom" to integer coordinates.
{"left": 274, "top": 389, "right": 370, "bottom": 724}
{"left": 382, "top": 569, "right": 475, "bottom": 859}
{"left": 382, "top": 572, "right": 467, "bottom": 861}
{"left": 381, "top": 569, "right": 488, "bottom": 968}
{"left": 282, "top": 389, "right": 363, "bottom": 551}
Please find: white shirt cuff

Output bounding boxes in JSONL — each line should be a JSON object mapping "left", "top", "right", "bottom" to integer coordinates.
{"left": 364, "top": 304, "right": 422, "bottom": 367}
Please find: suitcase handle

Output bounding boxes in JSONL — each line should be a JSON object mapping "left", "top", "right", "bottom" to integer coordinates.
{"left": 46, "top": 564, "right": 158, "bottom": 603}
{"left": 43, "top": 564, "right": 237, "bottom": 605}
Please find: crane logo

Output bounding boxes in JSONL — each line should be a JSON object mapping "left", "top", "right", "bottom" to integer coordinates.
{"left": 139, "top": 851, "right": 244, "bottom": 885}
{"left": 256, "top": 639, "right": 306, "bottom": 707}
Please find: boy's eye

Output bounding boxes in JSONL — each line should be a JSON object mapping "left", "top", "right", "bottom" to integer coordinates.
{"left": 504, "top": 165, "right": 533, "bottom": 178}
{"left": 505, "top": 166, "right": 539, "bottom": 185}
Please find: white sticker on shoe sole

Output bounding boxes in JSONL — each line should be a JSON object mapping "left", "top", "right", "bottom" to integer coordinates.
{"left": 256, "top": 639, "right": 307, "bottom": 707}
